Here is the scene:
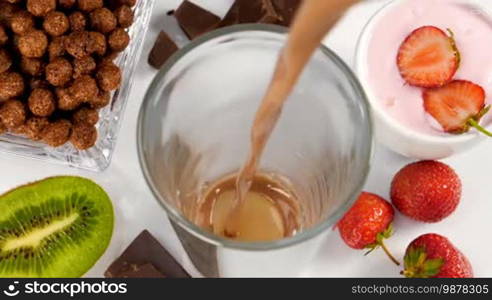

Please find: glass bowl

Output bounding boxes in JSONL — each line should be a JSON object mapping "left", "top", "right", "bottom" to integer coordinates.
{"left": 0, "top": 0, "right": 155, "bottom": 172}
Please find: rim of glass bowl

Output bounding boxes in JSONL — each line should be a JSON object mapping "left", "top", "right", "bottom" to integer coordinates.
{"left": 137, "top": 24, "right": 373, "bottom": 251}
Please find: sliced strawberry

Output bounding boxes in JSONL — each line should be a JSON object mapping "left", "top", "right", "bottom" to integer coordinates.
{"left": 397, "top": 26, "right": 460, "bottom": 88}
{"left": 423, "top": 80, "right": 492, "bottom": 135}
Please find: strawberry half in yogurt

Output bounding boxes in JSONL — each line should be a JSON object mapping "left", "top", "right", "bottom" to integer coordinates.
{"left": 367, "top": 0, "right": 492, "bottom": 136}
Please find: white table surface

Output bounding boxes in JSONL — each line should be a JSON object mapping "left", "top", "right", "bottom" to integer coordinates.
{"left": 1, "top": 0, "right": 490, "bottom": 277}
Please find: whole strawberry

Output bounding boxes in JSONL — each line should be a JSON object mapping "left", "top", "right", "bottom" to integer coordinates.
{"left": 337, "top": 192, "right": 399, "bottom": 265}
{"left": 391, "top": 160, "right": 461, "bottom": 223}
{"left": 402, "top": 233, "right": 473, "bottom": 278}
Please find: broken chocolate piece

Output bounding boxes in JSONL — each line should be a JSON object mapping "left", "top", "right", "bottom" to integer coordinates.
{"left": 271, "top": 0, "right": 302, "bottom": 26}
{"left": 174, "top": 1, "right": 221, "bottom": 40}
{"left": 219, "top": 0, "right": 283, "bottom": 28}
{"left": 117, "top": 263, "right": 166, "bottom": 278}
{"left": 105, "top": 230, "right": 190, "bottom": 278}
{"left": 148, "top": 31, "right": 178, "bottom": 69}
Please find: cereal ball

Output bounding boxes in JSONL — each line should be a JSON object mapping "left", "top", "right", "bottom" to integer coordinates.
{"left": 0, "top": 72, "right": 24, "bottom": 100}
{"left": 42, "top": 119, "right": 72, "bottom": 147}
{"left": 90, "top": 8, "right": 116, "bottom": 34}
{"left": 87, "top": 31, "right": 106, "bottom": 56}
{"left": 30, "top": 78, "right": 50, "bottom": 90}
{"left": 73, "top": 106, "right": 99, "bottom": 125}
{"left": 69, "top": 11, "right": 87, "bottom": 32}
{"left": 43, "top": 11, "right": 70, "bottom": 37}
{"left": 69, "top": 75, "right": 98, "bottom": 101}
{"left": 59, "top": 0, "right": 76, "bottom": 9}
{"left": 0, "top": 26, "right": 8, "bottom": 45}
{"left": 0, "top": 49, "right": 12, "bottom": 73}
{"left": 10, "top": 11, "right": 34, "bottom": 36}
{"left": 65, "top": 31, "right": 90, "bottom": 59}
{"left": 89, "top": 90, "right": 110, "bottom": 108}
{"left": 70, "top": 122, "right": 97, "bottom": 149}
{"left": 108, "top": 28, "right": 129, "bottom": 52}
{"left": 0, "top": 2, "right": 18, "bottom": 25}
{"left": 78, "top": 0, "right": 103, "bottom": 12}
{"left": 114, "top": 5, "right": 134, "bottom": 28}
{"left": 46, "top": 58, "right": 73, "bottom": 86}
{"left": 28, "top": 88, "right": 56, "bottom": 117}
{"left": 18, "top": 30, "right": 48, "bottom": 58}
{"left": 27, "top": 0, "right": 56, "bottom": 17}
{"left": 96, "top": 62, "right": 121, "bottom": 91}
{"left": 0, "top": 99, "right": 26, "bottom": 129}
{"left": 56, "top": 88, "right": 82, "bottom": 110}
{"left": 48, "top": 36, "right": 66, "bottom": 61}
{"left": 21, "top": 117, "right": 49, "bottom": 140}
{"left": 73, "top": 56, "right": 96, "bottom": 78}
{"left": 100, "top": 51, "right": 118, "bottom": 64}
{"left": 120, "top": 0, "right": 137, "bottom": 7}
{"left": 20, "top": 57, "right": 44, "bottom": 76}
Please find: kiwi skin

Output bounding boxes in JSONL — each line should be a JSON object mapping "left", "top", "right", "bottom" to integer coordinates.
{"left": 0, "top": 176, "right": 114, "bottom": 278}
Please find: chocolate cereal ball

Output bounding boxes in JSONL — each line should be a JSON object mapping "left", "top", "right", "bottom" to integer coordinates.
{"left": 90, "top": 8, "right": 116, "bottom": 34}
{"left": 18, "top": 30, "right": 48, "bottom": 58}
{"left": 59, "top": 0, "right": 76, "bottom": 9}
{"left": 21, "top": 116, "right": 49, "bottom": 140}
{"left": 65, "top": 31, "right": 90, "bottom": 59}
{"left": 0, "top": 72, "right": 24, "bottom": 100}
{"left": 30, "top": 78, "right": 50, "bottom": 90}
{"left": 108, "top": 28, "right": 129, "bottom": 52}
{"left": 73, "top": 56, "right": 96, "bottom": 78}
{"left": 0, "top": 99, "right": 26, "bottom": 129}
{"left": 42, "top": 119, "right": 72, "bottom": 147}
{"left": 28, "top": 88, "right": 56, "bottom": 117}
{"left": 43, "top": 11, "right": 70, "bottom": 37}
{"left": 0, "top": 49, "right": 12, "bottom": 73}
{"left": 0, "top": 2, "right": 18, "bottom": 26}
{"left": 96, "top": 62, "right": 121, "bottom": 91}
{"left": 69, "top": 75, "right": 98, "bottom": 102}
{"left": 114, "top": 5, "right": 134, "bottom": 28}
{"left": 0, "top": 121, "right": 6, "bottom": 135}
{"left": 89, "top": 90, "right": 110, "bottom": 108}
{"left": 73, "top": 106, "right": 99, "bottom": 125}
{"left": 27, "top": 0, "right": 56, "bottom": 17}
{"left": 69, "top": 11, "right": 87, "bottom": 32}
{"left": 46, "top": 58, "right": 73, "bottom": 86}
{"left": 20, "top": 57, "right": 44, "bottom": 76}
{"left": 10, "top": 11, "right": 34, "bottom": 36}
{"left": 48, "top": 36, "right": 66, "bottom": 61}
{"left": 120, "top": 0, "right": 137, "bottom": 7}
{"left": 78, "top": 0, "right": 103, "bottom": 12}
{"left": 56, "top": 88, "right": 82, "bottom": 110}
{"left": 87, "top": 31, "right": 106, "bottom": 56}
{"left": 70, "top": 122, "right": 97, "bottom": 149}
{"left": 0, "top": 26, "right": 8, "bottom": 45}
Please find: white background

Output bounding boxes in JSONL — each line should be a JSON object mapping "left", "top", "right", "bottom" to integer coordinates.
{"left": 0, "top": 0, "right": 490, "bottom": 277}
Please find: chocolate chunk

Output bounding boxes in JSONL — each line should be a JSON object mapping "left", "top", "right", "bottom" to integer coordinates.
{"left": 105, "top": 230, "right": 190, "bottom": 278}
{"left": 148, "top": 31, "right": 178, "bottom": 69}
{"left": 174, "top": 1, "right": 220, "bottom": 40}
{"left": 271, "top": 0, "right": 302, "bottom": 26}
{"left": 219, "top": 0, "right": 282, "bottom": 28}
{"left": 117, "top": 263, "right": 166, "bottom": 278}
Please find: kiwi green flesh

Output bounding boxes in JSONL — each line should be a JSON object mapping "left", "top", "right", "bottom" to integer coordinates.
{"left": 0, "top": 176, "right": 114, "bottom": 278}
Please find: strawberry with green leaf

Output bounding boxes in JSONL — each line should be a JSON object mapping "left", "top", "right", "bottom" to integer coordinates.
{"left": 402, "top": 233, "right": 473, "bottom": 278}
{"left": 337, "top": 192, "right": 400, "bottom": 266}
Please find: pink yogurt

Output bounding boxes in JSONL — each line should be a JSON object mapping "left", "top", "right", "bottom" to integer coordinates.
{"left": 367, "top": 0, "right": 492, "bottom": 136}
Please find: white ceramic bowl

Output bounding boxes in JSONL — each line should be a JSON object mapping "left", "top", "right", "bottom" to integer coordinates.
{"left": 355, "top": 0, "right": 492, "bottom": 159}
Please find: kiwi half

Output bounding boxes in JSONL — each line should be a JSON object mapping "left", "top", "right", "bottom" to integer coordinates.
{"left": 0, "top": 176, "right": 114, "bottom": 278}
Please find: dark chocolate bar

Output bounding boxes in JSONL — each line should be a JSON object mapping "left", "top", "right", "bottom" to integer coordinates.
{"left": 117, "top": 263, "right": 166, "bottom": 278}
{"left": 174, "top": 1, "right": 221, "bottom": 40}
{"left": 105, "top": 230, "right": 191, "bottom": 278}
{"left": 271, "top": 0, "right": 302, "bottom": 26}
{"left": 148, "top": 31, "right": 179, "bottom": 69}
{"left": 219, "top": 0, "right": 283, "bottom": 27}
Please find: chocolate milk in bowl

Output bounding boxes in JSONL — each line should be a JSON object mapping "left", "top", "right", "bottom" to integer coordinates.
{"left": 138, "top": 0, "right": 371, "bottom": 277}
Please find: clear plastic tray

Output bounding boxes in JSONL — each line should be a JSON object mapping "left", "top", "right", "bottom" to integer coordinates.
{"left": 0, "top": 0, "right": 155, "bottom": 172}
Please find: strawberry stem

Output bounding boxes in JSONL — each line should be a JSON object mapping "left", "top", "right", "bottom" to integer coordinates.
{"left": 380, "top": 240, "right": 401, "bottom": 266}
{"left": 468, "top": 119, "right": 492, "bottom": 137}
